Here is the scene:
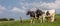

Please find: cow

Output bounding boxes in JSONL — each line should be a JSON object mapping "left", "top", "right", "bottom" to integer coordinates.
{"left": 26, "top": 9, "right": 55, "bottom": 23}
{"left": 26, "top": 10, "right": 36, "bottom": 23}
{"left": 35, "top": 9, "right": 45, "bottom": 23}
{"left": 42, "top": 9, "right": 55, "bottom": 22}
{"left": 35, "top": 9, "right": 55, "bottom": 23}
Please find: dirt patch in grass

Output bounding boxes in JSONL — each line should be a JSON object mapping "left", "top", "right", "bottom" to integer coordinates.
{"left": 55, "top": 18, "right": 60, "bottom": 21}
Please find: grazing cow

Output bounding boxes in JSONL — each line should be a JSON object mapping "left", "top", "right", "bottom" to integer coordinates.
{"left": 26, "top": 11, "right": 36, "bottom": 23}
{"left": 42, "top": 9, "right": 55, "bottom": 22}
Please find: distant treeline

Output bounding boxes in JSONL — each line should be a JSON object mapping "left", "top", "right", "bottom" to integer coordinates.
{"left": 0, "top": 18, "right": 15, "bottom": 21}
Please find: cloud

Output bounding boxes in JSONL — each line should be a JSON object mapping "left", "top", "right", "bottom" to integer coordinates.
{"left": 0, "top": 5, "right": 6, "bottom": 10}
{"left": 55, "top": 0, "right": 60, "bottom": 9}
{"left": 11, "top": 0, "right": 60, "bottom": 13}
{"left": 11, "top": 7, "right": 26, "bottom": 13}
{"left": 40, "top": 0, "right": 60, "bottom": 9}
{"left": 19, "top": 0, "right": 60, "bottom": 10}
{"left": 41, "top": 0, "right": 60, "bottom": 9}
{"left": 55, "top": 0, "right": 60, "bottom": 4}
{"left": 0, "top": 5, "right": 6, "bottom": 14}
{"left": 40, "top": 3, "right": 58, "bottom": 9}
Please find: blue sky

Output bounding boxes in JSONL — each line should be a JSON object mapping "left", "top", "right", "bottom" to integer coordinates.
{"left": 0, "top": 0, "right": 60, "bottom": 20}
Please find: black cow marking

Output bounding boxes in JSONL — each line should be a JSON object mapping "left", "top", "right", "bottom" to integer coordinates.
{"left": 36, "top": 9, "right": 43, "bottom": 17}
{"left": 46, "top": 11, "right": 50, "bottom": 16}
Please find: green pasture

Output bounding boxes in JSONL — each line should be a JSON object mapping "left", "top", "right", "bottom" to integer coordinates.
{"left": 0, "top": 14, "right": 60, "bottom": 26}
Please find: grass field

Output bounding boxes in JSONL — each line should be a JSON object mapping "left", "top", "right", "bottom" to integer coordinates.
{"left": 0, "top": 14, "right": 60, "bottom": 26}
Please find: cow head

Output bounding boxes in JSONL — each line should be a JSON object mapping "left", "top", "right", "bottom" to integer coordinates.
{"left": 26, "top": 11, "right": 31, "bottom": 15}
{"left": 36, "top": 9, "right": 43, "bottom": 17}
{"left": 26, "top": 11, "right": 35, "bottom": 17}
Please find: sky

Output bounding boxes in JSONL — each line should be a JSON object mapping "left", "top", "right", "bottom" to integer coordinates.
{"left": 0, "top": 0, "right": 60, "bottom": 20}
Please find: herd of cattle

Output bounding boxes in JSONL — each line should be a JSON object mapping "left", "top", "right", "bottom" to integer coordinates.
{"left": 26, "top": 9, "right": 55, "bottom": 23}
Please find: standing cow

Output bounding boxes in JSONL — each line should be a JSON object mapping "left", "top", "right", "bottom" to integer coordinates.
{"left": 35, "top": 9, "right": 55, "bottom": 23}
{"left": 26, "top": 9, "right": 45, "bottom": 23}
{"left": 35, "top": 9, "right": 45, "bottom": 23}
{"left": 26, "top": 10, "right": 36, "bottom": 23}
{"left": 42, "top": 9, "right": 55, "bottom": 22}
{"left": 26, "top": 9, "right": 55, "bottom": 23}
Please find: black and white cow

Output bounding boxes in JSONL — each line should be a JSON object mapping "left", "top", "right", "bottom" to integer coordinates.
{"left": 26, "top": 9, "right": 55, "bottom": 23}
{"left": 26, "top": 10, "right": 36, "bottom": 23}
{"left": 35, "top": 9, "right": 55, "bottom": 23}
{"left": 42, "top": 9, "right": 55, "bottom": 22}
{"left": 35, "top": 9, "right": 45, "bottom": 23}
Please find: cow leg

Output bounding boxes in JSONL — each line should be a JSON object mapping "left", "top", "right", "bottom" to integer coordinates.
{"left": 30, "top": 17, "right": 35, "bottom": 24}
{"left": 51, "top": 15, "right": 55, "bottom": 22}
{"left": 30, "top": 17, "right": 33, "bottom": 23}
{"left": 42, "top": 16, "right": 46, "bottom": 23}
{"left": 33, "top": 18, "right": 36, "bottom": 24}
{"left": 39, "top": 16, "right": 42, "bottom": 23}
